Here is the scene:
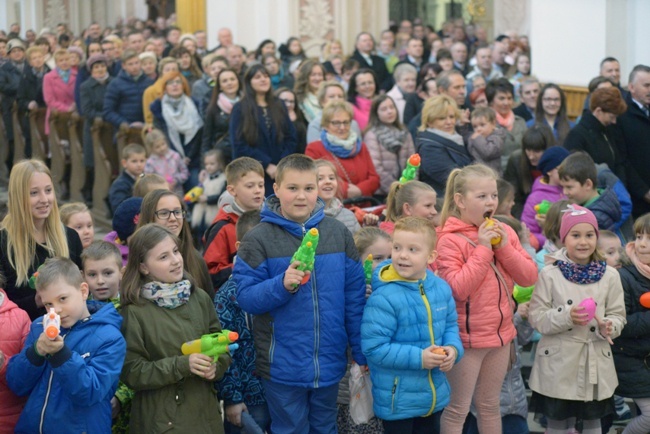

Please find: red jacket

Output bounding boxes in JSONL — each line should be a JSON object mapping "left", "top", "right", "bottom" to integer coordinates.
{"left": 0, "top": 289, "right": 30, "bottom": 434}
{"left": 436, "top": 217, "right": 537, "bottom": 348}
{"left": 305, "top": 140, "right": 380, "bottom": 198}
{"left": 203, "top": 206, "right": 239, "bottom": 289}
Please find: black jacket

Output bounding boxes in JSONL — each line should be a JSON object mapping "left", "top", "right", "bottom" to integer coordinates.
{"left": 513, "top": 103, "right": 533, "bottom": 122}
{"left": 416, "top": 129, "right": 473, "bottom": 196}
{"left": 202, "top": 103, "right": 233, "bottom": 163}
{"left": 80, "top": 76, "right": 113, "bottom": 159}
{"left": 351, "top": 49, "right": 391, "bottom": 91}
{"left": 17, "top": 65, "right": 50, "bottom": 112}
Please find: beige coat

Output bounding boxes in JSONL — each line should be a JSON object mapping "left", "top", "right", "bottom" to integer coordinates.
{"left": 528, "top": 249, "right": 626, "bottom": 402}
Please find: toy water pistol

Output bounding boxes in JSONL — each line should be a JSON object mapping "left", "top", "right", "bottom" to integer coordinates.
{"left": 181, "top": 330, "right": 239, "bottom": 362}
{"left": 184, "top": 184, "right": 204, "bottom": 204}
{"left": 291, "top": 228, "right": 319, "bottom": 288}
{"left": 484, "top": 217, "right": 502, "bottom": 246}
{"left": 513, "top": 284, "right": 534, "bottom": 304}
{"left": 534, "top": 200, "right": 552, "bottom": 215}
{"left": 43, "top": 308, "right": 60, "bottom": 340}
{"left": 399, "top": 153, "right": 421, "bottom": 183}
{"left": 363, "top": 254, "right": 373, "bottom": 285}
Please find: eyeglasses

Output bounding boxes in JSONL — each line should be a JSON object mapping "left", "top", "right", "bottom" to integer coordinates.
{"left": 167, "top": 79, "right": 183, "bottom": 86}
{"left": 330, "top": 120, "right": 351, "bottom": 128}
{"left": 542, "top": 97, "right": 561, "bottom": 103}
{"left": 154, "top": 209, "right": 186, "bottom": 220}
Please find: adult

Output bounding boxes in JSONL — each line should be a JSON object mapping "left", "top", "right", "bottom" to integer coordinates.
{"left": 0, "top": 160, "right": 82, "bottom": 320}
{"left": 465, "top": 45, "right": 502, "bottom": 93}
{"left": 142, "top": 57, "right": 183, "bottom": 125}
{"left": 450, "top": 41, "right": 469, "bottom": 76}
{"left": 203, "top": 68, "right": 241, "bottom": 164}
{"left": 17, "top": 47, "right": 51, "bottom": 158}
{"left": 276, "top": 87, "right": 308, "bottom": 154}
{"left": 306, "top": 81, "right": 361, "bottom": 143}
{"left": 509, "top": 53, "right": 531, "bottom": 102}
{"left": 43, "top": 49, "right": 77, "bottom": 135}
{"left": 263, "top": 53, "right": 294, "bottom": 91}
{"left": 192, "top": 55, "right": 229, "bottom": 112}
{"left": 305, "top": 101, "right": 379, "bottom": 199}
{"left": 486, "top": 77, "right": 527, "bottom": 168}
{"left": 403, "top": 77, "right": 438, "bottom": 126}
{"left": 230, "top": 64, "right": 297, "bottom": 195}
{"left": 216, "top": 27, "right": 234, "bottom": 50}
{"left": 616, "top": 65, "right": 650, "bottom": 216}
{"left": 293, "top": 59, "right": 325, "bottom": 123}
{"left": 351, "top": 32, "right": 390, "bottom": 91}
{"left": 583, "top": 57, "right": 628, "bottom": 112}
{"left": 279, "top": 37, "right": 306, "bottom": 73}
{"left": 416, "top": 94, "right": 472, "bottom": 195}
{"left": 513, "top": 78, "right": 540, "bottom": 122}
{"left": 150, "top": 71, "right": 204, "bottom": 189}
{"left": 226, "top": 45, "right": 246, "bottom": 78}
{"left": 386, "top": 63, "right": 417, "bottom": 124}
{"left": 527, "top": 83, "right": 574, "bottom": 146}
{"left": 162, "top": 26, "right": 181, "bottom": 57}
{"left": 0, "top": 39, "right": 26, "bottom": 161}
{"left": 395, "top": 37, "right": 426, "bottom": 72}
{"left": 255, "top": 39, "right": 276, "bottom": 61}
{"left": 170, "top": 46, "right": 202, "bottom": 88}
{"left": 137, "top": 189, "right": 214, "bottom": 298}
{"left": 363, "top": 95, "right": 416, "bottom": 196}
{"left": 491, "top": 40, "right": 510, "bottom": 76}
{"left": 126, "top": 30, "right": 145, "bottom": 54}
{"left": 347, "top": 68, "right": 378, "bottom": 131}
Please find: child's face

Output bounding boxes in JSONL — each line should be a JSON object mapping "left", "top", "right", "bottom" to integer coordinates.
{"left": 204, "top": 155, "right": 220, "bottom": 175}
{"left": 403, "top": 190, "right": 438, "bottom": 222}
{"left": 228, "top": 171, "right": 265, "bottom": 211}
{"left": 455, "top": 177, "right": 499, "bottom": 227}
{"left": 547, "top": 168, "right": 561, "bottom": 186}
{"left": 152, "top": 140, "right": 168, "bottom": 157}
{"left": 273, "top": 169, "right": 319, "bottom": 224}
{"left": 560, "top": 177, "right": 593, "bottom": 205}
{"left": 635, "top": 233, "right": 650, "bottom": 266}
{"left": 122, "top": 152, "right": 146, "bottom": 177}
{"left": 599, "top": 236, "right": 622, "bottom": 268}
{"left": 40, "top": 279, "right": 90, "bottom": 329}
{"left": 29, "top": 172, "right": 54, "bottom": 224}
{"left": 154, "top": 195, "right": 184, "bottom": 237}
{"left": 84, "top": 258, "right": 122, "bottom": 301}
{"left": 471, "top": 116, "right": 495, "bottom": 137}
{"left": 317, "top": 166, "right": 338, "bottom": 203}
{"left": 362, "top": 238, "right": 392, "bottom": 271}
{"left": 139, "top": 236, "right": 184, "bottom": 283}
{"left": 142, "top": 58, "right": 156, "bottom": 76}
{"left": 497, "top": 191, "right": 515, "bottom": 216}
{"left": 67, "top": 211, "right": 94, "bottom": 249}
{"left": 391, "top": 230, "right": 436, "bottom": 280}
{"left": 564, "top": 223, "right": 597, "bottom": 265}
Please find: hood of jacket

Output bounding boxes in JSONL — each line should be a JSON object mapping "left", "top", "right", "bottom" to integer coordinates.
{"left": 261, "top": 194, "right": 325, "bottom": 238}
{"left": 589, "top": 186, "right": 621, "bottom": 230}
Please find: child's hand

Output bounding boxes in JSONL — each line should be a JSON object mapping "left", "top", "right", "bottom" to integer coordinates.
{"left": 283, "top": 261, "right": 308, "bottom": 292}
{"left": 516, "top": 302, "right": 530, "bottom": 320}
{"left": 470, "top": 131, "right": 481, "bottom": 139}
{"left": 363, "top": 213, "right": 379, "bottom": 226}
{"left": 438, "top": 346, "right": 457, "bottom": 372}
{"left": 199, "top": 194, "right": 208, "bottom": 203}
{"left": 570, "top": 305, "right": 590, "bottom": 326}
{"left": 534, "top": 213, "right": 547, "bottom": 228}
{"left": 365, "top": 283, "right": 372, "bottom": 298}
{"left": 478, "top": 219, "right": 500, "bottom": 248}
{"left": 225, "top": 403, "right": 248, "bottom": 427}
{"left": 36, "top": 333, "right": 64, "bottom": 356}
{"left": 520, "top": 222, "right": 531, "bottom": 243}
{"left": 188, "top": 353, "right": 216, "bottom": 379}
{"left": 595, "top": 315, "right": 614, "bottom": 345}
{"left": 198, "top": 169, "right": 207, "bottom": 183}
{"left": 266, "top": 164, "right": 277, "bottom": 179}
{"left": 492, "top": 223, "right": 508, "bottom": 249}
{"left": 110, "top": 396, "right": 121, "bottom": 419}
{"left": 422, "top": 345, "right": 446, "bottom": 370}
{"left": 459, "top": 109, "right": 470, "bottom": 125}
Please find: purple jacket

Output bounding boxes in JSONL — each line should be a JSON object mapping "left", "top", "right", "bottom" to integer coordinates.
{"left": 104, "top": 231, "right": 129, "bottom": 267}
{"left": 521, "top": 177, "right": 565, "bottom": 246}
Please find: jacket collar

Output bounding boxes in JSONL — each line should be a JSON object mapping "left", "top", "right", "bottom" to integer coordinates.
{"left": 261, "top": 195, "right": 325, "bottom": 238}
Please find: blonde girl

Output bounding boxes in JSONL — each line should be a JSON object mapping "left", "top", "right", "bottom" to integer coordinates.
{"left": 380, "top": 180, "right": 437, "bottom": 235}
{"left": 315, "top": 159, "right": 360, "bottom": 233}
{"left": 0, "top": 160, "right": 83, "bottom": 319}
{"left": 436, "top": 164, "right": 538, "bottom": 433}
{"left": 60, "top": 202, "right": 95, "bottom": 249}
{"left": 120, "top": 224, "right": 230, "bottom": 433}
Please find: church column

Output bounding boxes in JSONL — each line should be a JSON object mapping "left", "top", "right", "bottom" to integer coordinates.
{"left": 176, "top": 0, "right": 207, "bottom": 33}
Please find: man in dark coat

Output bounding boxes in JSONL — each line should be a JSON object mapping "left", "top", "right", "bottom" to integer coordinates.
{"left": 350, "top": 32, "right": 391, "bottom": 91}
{"left": 0, "top": 39, "right": 26, "bottom": 160}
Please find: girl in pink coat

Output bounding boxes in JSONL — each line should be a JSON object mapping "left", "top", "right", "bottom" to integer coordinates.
{"left": 436, "top": 163, "right": 538, "bottom": 433}
{"left": 43, "top": 49, "right": 77, "bottom": 134}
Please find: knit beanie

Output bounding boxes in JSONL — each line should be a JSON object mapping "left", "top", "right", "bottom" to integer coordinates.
{"left": 537, "top": 146, "right": 570, "bottom": 176}
{"left": 559, "top": 204, "right": 599, "bottom": 243}
{"left": 86, "top": 54, "right": 108, "bottom": 71}
{"left": 113, "top": 197, "right": 143, "bottom": 242}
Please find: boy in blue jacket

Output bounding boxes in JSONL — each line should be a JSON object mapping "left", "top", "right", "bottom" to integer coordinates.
{"left": 233, "top": 154, "right": 367, "bottom": 434}
{"left": 7, "top": 257, "right": 126, "bottom": 434}
{"left": 361, "top": 216, "right": 463, "bottom": 434}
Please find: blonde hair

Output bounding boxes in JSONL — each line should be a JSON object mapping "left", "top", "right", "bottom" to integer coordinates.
{"left": 316, "top": 81, "right": 345, "bottom": 106}
{"left": 440, "top": 164, "right": 498, "bottom": 227}
{"left": 354, "top": 227, "right": 391, "bottom": 256}
{"left": 2, "top": 160, "right": 69, "bottom": 286}
{"left": 385, "top": 180, "right": 435, "bottom": 222}
{"left": 133, "top": 173, "right": 169, "bottom": 197}
{"left": 542, "top": 199, "right": 570, "bottom": 244}
{"left": 53, "top": 48, "right": 69, "bottom": 60}
{"left": 394, "top": 216, "right": 437, "bottom": 250}
{"left": 60, "top": 202, "right": 90, "bottom": 225}
{"left": 320, "top": 100, "right": 354, "bottom": 128}
{"left": 419, "top": 94, "right": 460, "bottom": 132}
{"left": 143, "top": 128, "right": 167, "bottom": 155}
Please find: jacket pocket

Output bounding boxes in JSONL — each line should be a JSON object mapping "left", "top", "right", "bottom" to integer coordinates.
{"left": 269, "top": 321, "right": 275, "bottom": 364}
{"left": 601, "top": 347, "right": 613, "bottom": 359}
{"left": 391, "top": 376, "right": 400, "bottom": 414}
{"left": 537, "top": 344, "right": 560, "bottom": 358}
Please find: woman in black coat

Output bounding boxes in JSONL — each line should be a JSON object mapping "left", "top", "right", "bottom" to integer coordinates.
{"left": 202, "top": 68, "right": 241, "bottom": 164}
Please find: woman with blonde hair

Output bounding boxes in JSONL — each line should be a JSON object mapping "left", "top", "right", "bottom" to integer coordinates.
{"left": 0, "top": 160, "right": 83, "bottom": 319}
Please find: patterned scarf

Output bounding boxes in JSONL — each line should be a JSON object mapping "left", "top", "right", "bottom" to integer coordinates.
{"left": 374, "top": 124, "right": 407, "bottom": 153}
{"left": 141, "top": 279, "right": 191, "bottom": 309}
{"left": 626, "top": 242, "right": 650, "bottom": 280}
{"left": 320, "top": 129, "right": 361, "bottom": 158}
{"left": 555, "top": 260, "right": 606, "bottom": 284}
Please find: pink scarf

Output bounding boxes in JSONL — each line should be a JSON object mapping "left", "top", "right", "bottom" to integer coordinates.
{"left": 353, "top": 96, "right": 373, "bottom": 131}
{"left": 626, "top": 242, "right": 650, "bottom": 280}
{"left": 217, "top": 92, "right": 234, "bottom": 114}
{"left": 496, "top": 110, "right": 515, "bottom": 131}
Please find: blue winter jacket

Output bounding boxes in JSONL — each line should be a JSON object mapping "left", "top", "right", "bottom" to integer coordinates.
{"left": 102, "top": 69, "right": 153, "bottom": 127}
{"left": 233, "top": 195, "right": 367, "bottom": 388}
{"left": 7, "top": 301, "right": 126, "bottom": 434}
{"left": 361, "top": 261, "right": 463, "bottom": 420}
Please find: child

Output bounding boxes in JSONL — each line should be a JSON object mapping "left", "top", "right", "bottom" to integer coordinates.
{"left": 598, "top": 229, "right": 624, "bottom": 269}
{"left": 316, "top": 159, "right": 360, "bottom": 233}
{"left": 233, "top": 154, "right": 367, "bottom": 433}
{"left": 494, "top": 215, "right": 536, "bottom": 259}
{"left": 143, "top": 129, "right": 189, "bottom": 197}
{"left": 535, "top": 199, "right": 570, "bottom": 271}
{"left": 6, "top": 257, "right": 126, "bottom": 433}
{"left": 60, "top": 202, "right": 95, "bottom": 249}
{"left": 133, "top": 172, "right": 170, "bottom": 197}
{"left": 380, "top": 180, "right": 438, "bottom": 235}
{"left": 108, "top": 143, "right": 146, "bottom": 214}
{"left": 214, "top": 210, "right": 271, "bottom": 434}
{"left": 468, "top": 107, "right": 506, "bottom": 175}
{"left": 521, "top": 146, "right": 569, "bottom": 247}
{"left": 436, "top": 164, "right": 538, "bottom": 433}
{"left": 192, "top": 149, "right": 227, "bottom": 231}
{"left": 612, "top": 214, "right": 650, "bottom": 433}
{"left": 203, "top": 157, "right": 265, "bottom": 289}
{"left": 0, "top": 288, "right": 30, "bottom": 434}
{"left": 120, "top": 223, "right": 231, "bottom": 432}
{"left": 362, "top": 217, "right": 463, "bottom": 433}
{"left": 528, "top": 205, "right": 626, "bottom": 434}
{"left": 104, "top": 197, "right": 142, "bottom": 266}
{"left": 495, "top": 178, "right": 516, "bottom": 217}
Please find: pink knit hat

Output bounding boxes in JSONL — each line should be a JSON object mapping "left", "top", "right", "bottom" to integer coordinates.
{"left": 560, "top": 204, "right": 599, "bottom": 242}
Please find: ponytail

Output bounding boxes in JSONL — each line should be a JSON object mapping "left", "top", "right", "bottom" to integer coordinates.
{"left": 384, "top": 180, "right": 436, "bottom": 223}
{"left": 440, "top": 164, "right": 498, "bottom": 227}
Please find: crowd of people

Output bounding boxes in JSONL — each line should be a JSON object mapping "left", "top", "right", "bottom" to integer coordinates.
{"left": 1, "top": 13, "right": 650, "bottom": 434}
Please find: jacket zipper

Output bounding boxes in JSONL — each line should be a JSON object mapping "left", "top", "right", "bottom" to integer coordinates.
{"left": 269, "top": 322, "right": 275, "bottom": 363}
{"left": 40, "top": 333, "right": 67, "bottom": 433}
{"left": 420, "top": 283, "right": 437, "bottom": 416}
{"left": 495, "top": 260, "right": 505, "bottom": 346}
{"left": 312, "top": 261, "right": 321, "bottom": 388}
{"left": 391, "top": 376, "right": 399, "bottom": 413}
{"left": 465, "top": 301, "right": 471, "bottom": 347}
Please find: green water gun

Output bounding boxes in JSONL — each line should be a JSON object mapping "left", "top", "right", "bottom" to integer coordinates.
{"left": 399, "top": 154, "right": 421, "bottom": 183}
{"left": 363, "top": 254, "right": 373, "bottom": 285}
{"left": 291, "top": 228, "right": 319, "bottom": 288}
{"left": 534, "top": 200, "right": 552, "bottom": 215}
{"left": 181, "top": 330, "right": 239, "bottom": 362}
{"left": 513, "top": 284, "right": 534, "bottom": 304}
